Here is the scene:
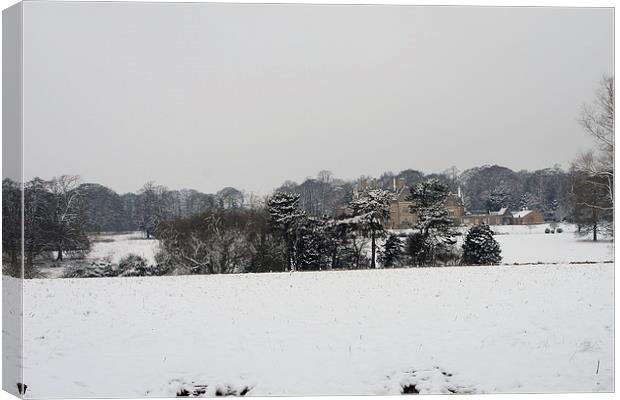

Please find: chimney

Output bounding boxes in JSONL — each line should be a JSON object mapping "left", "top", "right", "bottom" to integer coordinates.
{"left": 397, "top": 177, "right": 406, "bottom": 190}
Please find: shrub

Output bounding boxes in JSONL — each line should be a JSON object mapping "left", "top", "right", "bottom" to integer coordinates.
{"left": 461, "top": 224, "right": 502, "bottom": 265}
{"left": 117, "top": 254, "right": 169, "bottom": 277}
{"left": 62, "top": 254, "right": 169, "bottom": 278}
{"left": 436, "top": 245, "right": 462, "bottom": 266}
{"left": 62, "top": 262, "right": 117, "bottom": 278}
{"left": 556, "top": 227, "right": 563, "bottom": 233}
{"left": 378, "top": 234, "right": 404, "bottom": 268}
{"left": 405, "top": 232, "right": 431, "bottom": 266}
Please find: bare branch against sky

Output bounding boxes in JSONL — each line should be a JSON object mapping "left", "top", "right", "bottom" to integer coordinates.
{"left": 22, "top": 3, "right": 613, "bottom": 194}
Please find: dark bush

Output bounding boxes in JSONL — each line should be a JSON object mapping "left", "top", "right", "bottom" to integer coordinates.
{"left": 62, "top": 262, "right": 117, "bottom": 278}
{"left": 117, "top": 254, "right": 169, "bottom": 277}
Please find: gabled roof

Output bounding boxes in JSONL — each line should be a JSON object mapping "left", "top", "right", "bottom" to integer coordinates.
{"left": 489, "top": 207, "right": 510, "bottom": 216}
{"left": 512, "top": 210, "right": 533, "bottom": 218}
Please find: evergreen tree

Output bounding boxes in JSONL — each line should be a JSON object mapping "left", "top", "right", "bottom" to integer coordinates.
{"left": 519, "top": 192, "right": 536, "bottom": 210}
{"left": 325, "top": 216, "right": 369, "bottom": 269}
{"left": 378, "top": 234, "right": 404, "bottom": 268}
{"left": 407, "top": 179, "right": 458, "bottom": 266}
{"left": 296, "top": 217, "right": 330, "bottom": 270}
{"left": 405, "top": 231, "right": 431, "bottom": 267}
{"left": 349, "top": 189, "right": 392, "bottom": 268}
{"left": 486, "top": 184, "right": 512, "bottom": 211}
{"left": 267, "top": 192, "right": 305, "bottom": 271}
{"left": 461, "top": 224, "right": 502, "bottom": 265}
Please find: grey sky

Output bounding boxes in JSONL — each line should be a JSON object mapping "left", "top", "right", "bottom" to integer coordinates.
{"left": 22, "top": 2, "right": 613, "bottom": 195}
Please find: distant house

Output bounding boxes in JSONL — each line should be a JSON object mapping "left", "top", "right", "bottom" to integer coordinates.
{"left": 462, "top": 207, "right": 512, "bottom": 226}
{"left": 462, "top": 208, "right": 544, "bottom": 226}
{"left": 351, "top": 177, "right": 544, "bottom": 228}
{"left": 511, "top": 209, "right": 545, "bottom": 225}
{"left": 386, "top": 178, "right": 464, "bottom": 229}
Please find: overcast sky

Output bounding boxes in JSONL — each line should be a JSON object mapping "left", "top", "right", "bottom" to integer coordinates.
{"left": 23, "top": 3, "right": 613, "bottom": 195}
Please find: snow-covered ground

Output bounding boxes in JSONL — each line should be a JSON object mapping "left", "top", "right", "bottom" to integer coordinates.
{"left": 492, "top": 224, "right": 612, "bottom": 264}
{"left": 390, "top": 223, "right": 613, "bottom": 265}
{"left": 17, "top": 263, "right": 613, "bottom": 397}
{"left": 494, "top": 232, "right": 612, "bottom": 264}
{"left": 87, "top": 232, "right": 159, "bottom": 264}
{"left": 38, "top": 232, "right": 160, "bottom": 278}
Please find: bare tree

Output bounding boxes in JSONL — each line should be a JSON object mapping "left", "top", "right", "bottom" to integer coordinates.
{"left": 581, "top": 76, "right": 614, "bottom": 155}
{"left": 3, "top": 179, "right": 23, "bottom": 276}
{"left": 138, "top": 181, "right": 170, "bottom": 239}
{"left": 317, "top": 170, "right": 333, "bottom": 184}
{"left": 47, "top": 175, "right": 90, "bottom": 261}
{"left": 576, "top": 75, "right": 614, "bottom": 204}
{"left": 216, "top": 187, "right": 244, "bottom": 209}
{"left": 572, "top": 76, "right": 614, "bottom": 238}
{"left": 443, "top": 165, "right": 460, "bottom": 191}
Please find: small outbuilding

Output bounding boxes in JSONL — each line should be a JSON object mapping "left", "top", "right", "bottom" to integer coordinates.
{"left": 511, "top": 209, "right": 545, "bottom": 225}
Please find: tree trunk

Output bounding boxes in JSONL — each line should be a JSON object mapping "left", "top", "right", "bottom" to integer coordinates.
{"left": 56, "top": 246, "right": 63, "bottom": 261}
{"left": 288, "top": 239, "right": 295, "bottom": 272}
{"left": 371, "top": 230, "right": 376, "bottom": 269}
{"left": 593, "top": 208, "right": 598, "bottom": 242}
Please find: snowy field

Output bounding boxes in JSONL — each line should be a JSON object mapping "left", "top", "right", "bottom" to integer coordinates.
{"left": 87, "top": 232, "right": 159, "bottom": 264}
{"left": 494, "top": 232, "right": 612, "bottom": 264}
{"left": 391, "top": 223, "right": 613, "bottom": 265}
{"left": 13, "top": 263, "right": 613, "bottom": 397}
{"left": 490, "top": 223, "right": 612, "bottom": 264}
{"left": 38, "top": 232, "right": 160, "bottom": 278}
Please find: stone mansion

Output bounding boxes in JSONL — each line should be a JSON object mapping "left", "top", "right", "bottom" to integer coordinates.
{"left": 354, "top": 178, "right": 544, "bottom": 229}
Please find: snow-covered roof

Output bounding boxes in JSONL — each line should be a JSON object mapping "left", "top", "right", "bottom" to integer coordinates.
{"left": 512, "top": 210, "right": 533, "bottom": 218}
{"left": 489, "top": 207, "right": 509, "bottom": 216}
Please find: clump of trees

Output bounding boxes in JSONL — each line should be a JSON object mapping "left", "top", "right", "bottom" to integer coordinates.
{"left": 154, "top": 188, "right": 394, "bottom": 274}
{"left": 155, "top": 177, "right": 496, "bottom": 276}
{"left": 3, "top": 175, "right": 91, "bottom": 277}
{"left": 156, "top": 208, "right": 289, "bottom": 274}
{"left": 2, "top": 178, "right": 22, "bottom": 277}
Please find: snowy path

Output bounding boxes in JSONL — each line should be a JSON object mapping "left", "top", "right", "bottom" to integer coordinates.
{"left": 18, "top": 263, "right": 614, "bottom": 397}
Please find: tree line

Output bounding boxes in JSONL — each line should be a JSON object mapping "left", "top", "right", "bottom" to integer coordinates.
{"left": 1, "top": 178, "right": 245, "bottom": 277}
{"left": 153, "top": 178, "right": 501, "bottom": 276}
{"left": 3, "top": 174, "right": 503, "bottom": 277}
